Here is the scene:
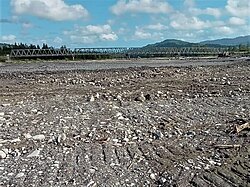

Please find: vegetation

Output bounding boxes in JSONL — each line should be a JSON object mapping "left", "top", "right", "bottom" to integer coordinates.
{"left": 0, "top": 42, "right": 65, "bottom": 56}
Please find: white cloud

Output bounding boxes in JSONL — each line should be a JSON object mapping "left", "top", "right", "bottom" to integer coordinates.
{"left": 64, "top": 24, "right": 118, "bottom": 44}
{"left": 132, "top": 27, "right": 164, "bottom": 40}
{"left": 184, "top": 0, "right": 195, "bottom": 8}
{"left": 191, "top": 8, "right": 221, "bottom": 18}
{"left": 100, "top": 33, "right": 118, "bottom": 41}
{"left": 216, "top": 26, "right": 234, "bottom": 35}
{"left": 170, "top": 13, "right": 210, "bottom": 30}
{"left": 130, "top": 23, "right": 167, "bottom": 40}
{"left": 22, "top": 22, "right": 33, "bottom": 29}
{"left": 169, "top": 12, "right": 237, "bottom": 37}
{"left": 107, "top": 19, "right": 115, "bottom": 25}
{"left": 10, "top": 0, "right": 89, "bottom": 21}
{"left": 229, "top": 17, "right": 246, "bottom": 25}
{"left": 0, "top": 16, "right": 34, "bottom": 30}
{"left": 0, "top": 35, "right": 17, "bottom": 43}
{"left": 134, "top": 29, "right": 152, "bottom": 39}
{"left": 118, "top": 27, "right": 129, "bottom": 35}
{"left": 53, "top": 37, "right": 63, "bottom": 44}
{"left": 111, "top": 0, "right": 172, "bottom": 15}
{"left": 202, "top": 8, "right": 221, "bottom": 18}
{"left": 184, "top": 0, "right": 221, "bottom": 18}
{"left": 226, "top": 0, "right": 250, "bottom": 17}
{"left": 145, "top": 23, "right": 168, "bottom": 31}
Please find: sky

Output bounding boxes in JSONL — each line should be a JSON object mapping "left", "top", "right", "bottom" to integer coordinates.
{"left": 0, "top": 0, "right": 249, "bottom": 48}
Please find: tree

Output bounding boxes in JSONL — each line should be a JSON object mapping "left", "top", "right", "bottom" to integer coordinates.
{"left": 42, "top": 43, "right": 48, "bottom": 49}
{"left": 29, "top": 44, "right": 37, "bottom": 49}
{"left": 14, "top": 42, "right": 18, "bottom": 49}
{"left": 60, "top": 45, "right": 67, "bottom": 49}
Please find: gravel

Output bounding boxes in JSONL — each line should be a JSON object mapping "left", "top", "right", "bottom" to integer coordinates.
{"left": 0, "top": 58, "right": 249, "bottom": 186}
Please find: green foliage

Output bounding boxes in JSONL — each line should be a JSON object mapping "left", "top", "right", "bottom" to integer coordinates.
{"left": 0, "top": 42, "right": 55, "bottom": 56}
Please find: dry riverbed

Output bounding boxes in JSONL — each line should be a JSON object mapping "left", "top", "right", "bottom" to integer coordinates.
{"left": 0, "top": 59, "right": 249, "bottom": 186}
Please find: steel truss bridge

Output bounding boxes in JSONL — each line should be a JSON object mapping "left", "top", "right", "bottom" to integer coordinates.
{"left": 10, "top": 47, "right": 229, "bottom": 58}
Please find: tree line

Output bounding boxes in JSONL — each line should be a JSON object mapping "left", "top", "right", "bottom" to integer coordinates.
{"left": 0, "top": 43, "right": 67, "bottom": 56}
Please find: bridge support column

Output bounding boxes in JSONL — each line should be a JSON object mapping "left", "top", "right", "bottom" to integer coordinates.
{"left": 6, "top": 54, "right": 10, "bottom": 61}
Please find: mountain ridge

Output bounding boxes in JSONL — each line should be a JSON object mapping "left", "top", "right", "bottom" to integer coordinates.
{"left": 200, "top": 35, "right": 250, "bottom": 46}
{"left": 144, "top": 35, "right": 250, "bottom": 48}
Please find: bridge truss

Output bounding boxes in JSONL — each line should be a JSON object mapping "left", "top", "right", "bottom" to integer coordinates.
{"left": 10, "top": 48, "right": 73, "bottom": 58}
{"left": 10, "top": 47, "right": 229, "bottom": 58}
{"left": 74, "top": 47, "right": 136, "bottom": 55}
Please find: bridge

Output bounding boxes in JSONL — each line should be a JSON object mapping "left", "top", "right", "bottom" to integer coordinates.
{"left": 10, "top": 48, "right": 73, "bottom": 58}
{"left": 10, "top": 47, "right": 229, "bottom": 59}
{"left": 9, "top": 47, "right": 134, "bottom": 58}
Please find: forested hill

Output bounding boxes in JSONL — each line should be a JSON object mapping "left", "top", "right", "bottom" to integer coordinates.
{"left": 144, "top": 39, "right": 222, "bottom": 48}
{"left": 200, "top": 35, "right": 250, "bottom": 46}
{"left": 144, "top": 35, "right": 250, "bottom": 48}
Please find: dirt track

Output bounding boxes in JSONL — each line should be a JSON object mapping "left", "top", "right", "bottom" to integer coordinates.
{"left": 0, "top": 59, "right": 249, "bottom": 186}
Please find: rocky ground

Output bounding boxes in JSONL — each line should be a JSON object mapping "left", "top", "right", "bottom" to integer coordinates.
{"left": 0, "top": 59, "right": 249, "bottom": 187}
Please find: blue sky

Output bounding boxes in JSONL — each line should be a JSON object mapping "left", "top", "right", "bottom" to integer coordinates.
{"left": 0, "top": 0, "right": 249, "bottom": 48}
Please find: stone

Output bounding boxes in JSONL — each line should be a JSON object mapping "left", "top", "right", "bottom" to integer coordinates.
{"left": 2, "top": 148, "right": 8, "bottom": 154}
{"left": 1, "top": 103, "right": 10, "bottom": 107}
{"left": 154, "top": 131, "right": 164, "bottom": 139}
{"left": 118, "top": 116, "right": 124, "bottom": 120}
{"left": 0, "top": 150, "right": 7, "bottom": 159}
{"left": 77, "top": 106, "right": 83, "bottom": 113}
{"left": 89, "top": 168, "right": 96, "bottom": 174}
{"left": 145, "top": 94, "right": 151, "bottom": 100}
{"left": 90, "top": 95, "right": 95, "bottom": 102}
{"left": 116, "top": 94, "right": 122, "bottom": 100}
{"left": 27, "top": 149, "right": 41, "bottom": 158}
{"left": 57, "top": 133, "right": 67, "bottom": 144}
{"left": 150, "top": 173, "right": 156, "bottom": 180}
{"left": 159, "top": 177, "right": 167, "bottom": 184}
{"left": 116, "top": 112, "right": 123, "bottom": 117}
{"left": 24, "top": 133, "right": 32, "bottom": 139}
{"left": 0, "top": 139, "right": 7, "bottom": 144}
{"left": 9, "top": 138, "right": 21, "bottom": 143}
{"left": 112, "top": 139, "right": 119, "bottom": 143}
{"left": 31, "top": 109, "right": 38, "bottom": 113}
{"left": 87, "top": 181, "right": 96, "bottom": 187}
{"left": 32, "top": 134, "right": 45, "bottom": 141}
{"left": 186, "top": 131, "right": 196, "bottom": 137}
{"left": 123, "top": 138, "right": 129, "bottom": 142}
{"left": 135, "top": 93, "right": 146, "bottom": 102}
{"left": 15, "top": 172, "right": 25, "bottom": 178}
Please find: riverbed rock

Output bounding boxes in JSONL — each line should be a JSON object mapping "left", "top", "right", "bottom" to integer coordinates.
{"left": 0, "top": 150, "right": 7, "bottom": 159}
